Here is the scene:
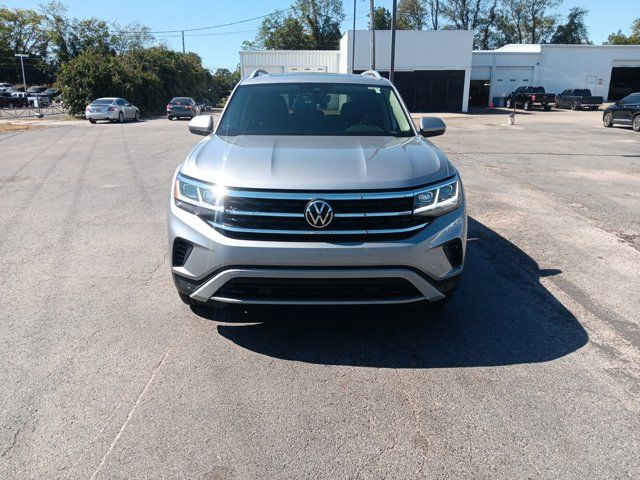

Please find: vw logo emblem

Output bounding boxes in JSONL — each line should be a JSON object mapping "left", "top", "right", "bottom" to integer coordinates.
{"left": 305, "top": 199, "right": 334, "bottom": 228}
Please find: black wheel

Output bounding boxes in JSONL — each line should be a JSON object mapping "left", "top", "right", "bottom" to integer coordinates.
{"left": 543, "top": 104, "right": 551, "bottom": 111}
{"left": 571, "top": 102, "right": 578, "bottom": 111}
{"left": 8, "top": 102, "right": 14, "bottom": 109}
{"left": 118, "top": 112, "right": 124, "bottom": 123}
{"left": 134, "top": 111, "right": 140, "bottom": 122}
{"left": 590, "top": 106, "right": 599, "bottom": 111}
{"left": 523, "top": 101, "right": 530, "bottom": 111}
{"left": 603, "top": 112, "right": 613, "bottom": 128}
{"left": 633, "top": 115, "right": 640, "bottom": 132}
{"left": 89, "top": 119, "right": 96, "bottom": 124}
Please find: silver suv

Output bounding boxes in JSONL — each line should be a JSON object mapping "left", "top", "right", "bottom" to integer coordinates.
{"left": 169, "top": 71, "right": 466, "bottom": 308}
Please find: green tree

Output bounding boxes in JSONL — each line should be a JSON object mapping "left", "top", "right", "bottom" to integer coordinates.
{"left": 550, "top": 7, "right": 591, "bottom": 44}
{"left": 247, "top": 12, "right": 312, "bottom": 50}
{"left": 246, "top": 0, "right": 344, "bottom": 51}
{"left": 604, "top": 18, "right": 640, "bottom": 45}
{"left": 57, "top": 46, "right": 213, "bottom": 115}
{"left": 0, "top": 6, "right": 51, "bottom": 84}
{"left": 397, "top": 0, "right": 427, "bottom": 30}
{"left": 368, "top": 7, "right": 392, "bottom": 30}
{"left": 293, "top": 0, "right": 344, "bottom": 49}
{"left": 493, "top": 0, "right": 560, "bottom": 45}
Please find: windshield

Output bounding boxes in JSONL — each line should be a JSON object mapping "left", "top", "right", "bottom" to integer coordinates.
{"left": 574, "top": 89, "right": 591, "bottom": 96}
{"left": 217, "top": 83, "right": 414, "bottom": 137}
{"left": 91, "top": 98, "right": 114, "bottom": 105}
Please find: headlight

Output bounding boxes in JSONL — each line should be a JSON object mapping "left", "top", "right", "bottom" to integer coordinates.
{"left": 413, "top": 177, "right": 461, "bottom": 216}
{"left": 173, "top": 173, "right": 225, "bottom": 215}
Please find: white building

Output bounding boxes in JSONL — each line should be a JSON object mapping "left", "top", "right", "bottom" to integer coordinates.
{"left": 239, "top": 31, "right": 640, "bottom": 112}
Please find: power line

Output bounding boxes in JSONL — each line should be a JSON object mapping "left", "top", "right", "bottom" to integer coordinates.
{"left": 115, "top": 9, "right": 293, "bottom": 36}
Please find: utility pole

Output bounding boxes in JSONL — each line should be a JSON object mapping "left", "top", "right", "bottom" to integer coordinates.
{"left": 15, "top": 54, "right": 28, "bottom": 92}
{"left": 181, "top": 31, "right": 185, "bottom": 53}
{"left": 351, "top": 0, "right": 356, "bottom": 73}
{"left": 390, "top": 0, "right": 397, "bottom": 83}
{"left": 369, "top": 0, "right": 375, "bottom": 70}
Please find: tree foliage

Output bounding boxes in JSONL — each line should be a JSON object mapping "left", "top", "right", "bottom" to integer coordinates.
{"left": 604, "top": 18, "right": 640, "bottom": 45}
{"left": 550, "top": 7, "right": 590, "bottom": 44}
{"left": 368, "top": 7, "right": 392, "bottom": 30}
{"left": 57, "top": 47, "right": 218, "bottom": 115}
{"left": 245, "top": 0, "right": 344, "bottom": 50}
{"left": 397, "top": 0, "right": 428, "bottom": 30}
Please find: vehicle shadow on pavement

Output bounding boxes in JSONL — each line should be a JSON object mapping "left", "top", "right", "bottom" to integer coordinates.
{"left": 194, "top": 218, "right": 588, "bottom": 368}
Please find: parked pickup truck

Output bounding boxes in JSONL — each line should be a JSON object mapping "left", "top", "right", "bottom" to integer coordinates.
{"left": 555, "top": 89, "right": 603, "bottom": 110}
{"left": 506, "top": 86, "right": 556, "bottom": 111}
{"left": 0, "top": 91, "right": 28, "bottom": 108}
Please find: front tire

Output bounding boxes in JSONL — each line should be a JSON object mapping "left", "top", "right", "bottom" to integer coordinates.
{"left": 89, "top": 119, "right": 96, "bottom": 124}
{"left": 603, "top": 112, "right": 613, "bottom": 128}
{"left": 571, "top": 102, "right": 579, "bottom": 111}
{"left": 543, "top": 104, "right": 551, "bottom": 111}
{"left": 633, "top": 115, "right": 640, "bottom": 132}
{"left": 134, "top": 111, "right": 140, "bottom": 122}
{"left": 118, "top": 112, "right": 124, "bottom": 123}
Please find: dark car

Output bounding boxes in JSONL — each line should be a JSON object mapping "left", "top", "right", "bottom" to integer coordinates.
{"left": 26, "top": 86, "right": 47, "bottom": 94}
{"left": 166, "top": 97, "right": 201, "bottom": 120}
{"left": 506, "top": 86, "right": 556, "bottom": 111}
{"left": 0, "top": 91, "right": 28, "bottom": 108}
{"left": 555, "top": 89, "right": 603, "bottom": 110}
{"left": 603, "top": 92, "right": 640, "bottom": 132}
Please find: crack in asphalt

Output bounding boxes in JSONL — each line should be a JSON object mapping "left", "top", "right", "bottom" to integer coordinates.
{"left": 89, "top": 345, "right": 173, "bottom": 480}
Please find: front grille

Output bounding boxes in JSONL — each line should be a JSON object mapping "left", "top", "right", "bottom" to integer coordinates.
{"left": 213, "top": 277, "right": 423, "bottom": 302}
{"left": 189, "top": 179, "right": 443, "bottom": 241}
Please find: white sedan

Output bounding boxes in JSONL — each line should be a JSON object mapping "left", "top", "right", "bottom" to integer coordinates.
{"left": 85, "top": 97, "right": 140, "bottom": 124}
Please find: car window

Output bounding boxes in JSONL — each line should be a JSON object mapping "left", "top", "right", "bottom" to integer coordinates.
{"left": 116, "top": 99, "right": 125, "bottom": 106}
{"left": 170, "top": 97, "right": 192, "bottom": 104}
{"left": 575, "top": 90, "right": 591, "bottom": 96}
{"left": 218, "top": 82, "right": 414, "bottom": 137}
{"left": 91, "top": 99, "right": 114, "bottom": 105}
{"left": 626, "top": 94, "right": 640, "bottom": 104}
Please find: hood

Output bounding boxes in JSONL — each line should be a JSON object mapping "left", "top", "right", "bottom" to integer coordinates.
{"left": 180, "top": 134, "right": 453, "bottom": 191}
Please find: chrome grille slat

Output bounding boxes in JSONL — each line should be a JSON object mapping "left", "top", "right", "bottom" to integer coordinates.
{"left": 225, "top": 209, "right": 413, "bottom": 218}
{"left": 208, "top": 221, "right": 429, "bottom": 236}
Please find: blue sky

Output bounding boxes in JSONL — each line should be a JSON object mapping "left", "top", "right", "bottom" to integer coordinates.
{"left": 6, "top": 0, "right": 639, "bottom": 71}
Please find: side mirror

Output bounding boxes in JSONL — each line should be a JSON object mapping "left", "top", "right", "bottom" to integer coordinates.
{"left": 125, "top": 102, "right": 131, "bottom": 107}
{"left": 419, "top": 117, "right": 446, "bottom": 137}
{"left": 188, "top": 115, "right": 215, "bottom": 136}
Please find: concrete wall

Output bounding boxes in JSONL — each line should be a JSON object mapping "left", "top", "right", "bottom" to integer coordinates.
{"left": 342, "top": 30, "right": 473, "bottom": 112}
{"left": 540, "top": 45, "right": 640, "bottom": 101}
{"left": 472, "top": 45, "right": 640, "bottom": 102}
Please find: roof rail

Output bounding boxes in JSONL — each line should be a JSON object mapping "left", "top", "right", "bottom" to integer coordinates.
{"left": 360, "top": 70, "right": 382, "bottom": 79}
{"left": 249, "top": 69, "right": 270, "bottom": 79}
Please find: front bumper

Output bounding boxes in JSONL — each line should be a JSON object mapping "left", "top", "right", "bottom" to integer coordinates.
{"left": 168, "top": 196, "right": 467, "bottom": 305}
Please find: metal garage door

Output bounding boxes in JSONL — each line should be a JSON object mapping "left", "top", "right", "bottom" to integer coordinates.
{"left": 357, "top": 70, "right": 465, "bottom": 112}
{"left": 608, "top": 67, "right": 640, "bottom": 101}
{"left": 492, "top": 67, "right": 534, "bottom": 98}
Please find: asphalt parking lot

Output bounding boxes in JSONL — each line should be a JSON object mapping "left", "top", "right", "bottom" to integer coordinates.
{"left": 1, "top": 109, "right": 639, "bottom": 479}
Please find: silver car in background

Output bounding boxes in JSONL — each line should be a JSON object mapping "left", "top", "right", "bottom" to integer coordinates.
{"left": 85, "top": 97, "right": 140, "bottom": 124}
